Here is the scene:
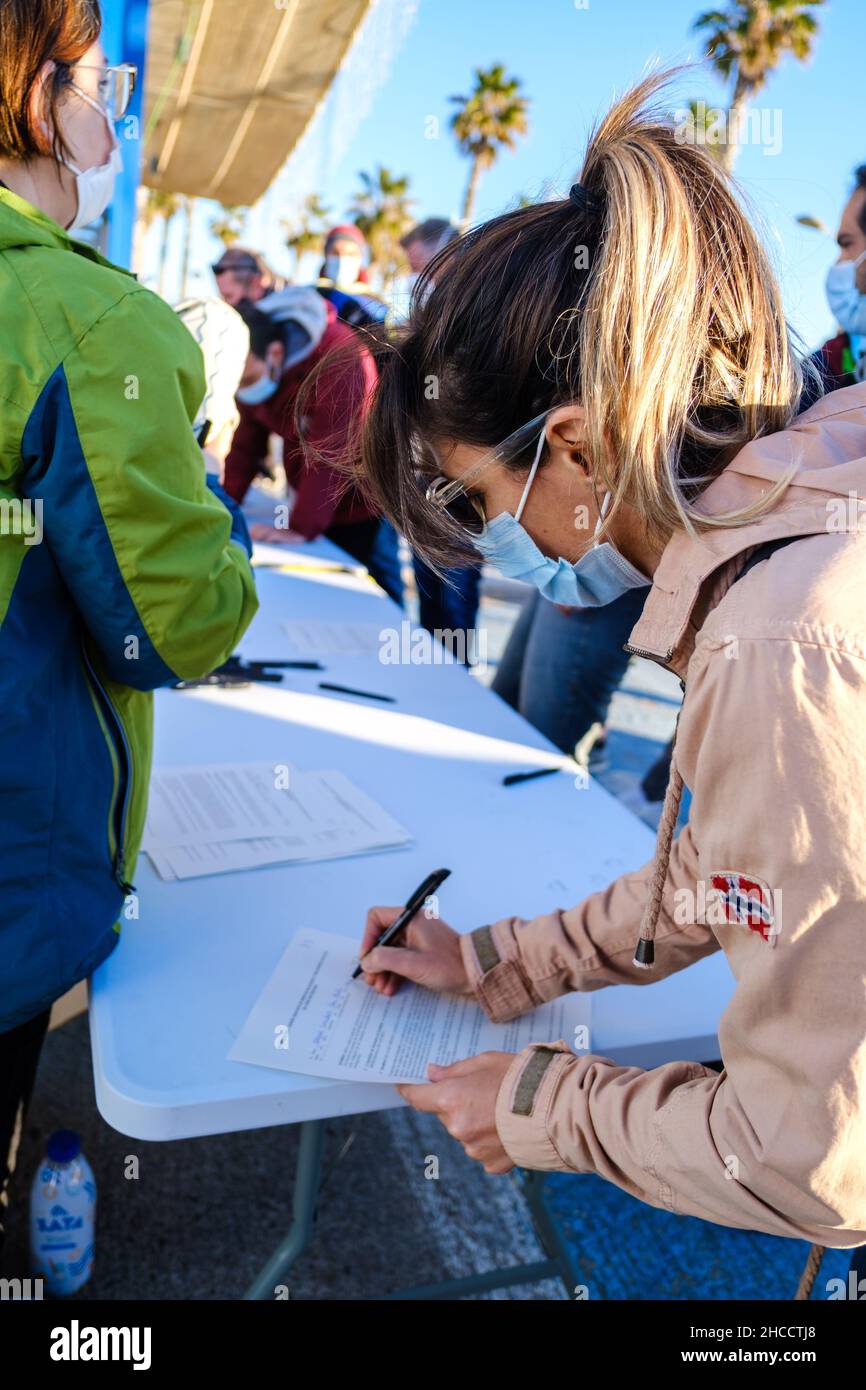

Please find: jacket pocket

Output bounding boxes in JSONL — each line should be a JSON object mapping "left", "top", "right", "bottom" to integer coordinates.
{"left": 79, "top": 641, "right": 136, "bottom": 895}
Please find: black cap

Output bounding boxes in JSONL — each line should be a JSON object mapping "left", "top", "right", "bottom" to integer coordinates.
{"left": 211, "top": 247, "right": 266, "bottom": 276}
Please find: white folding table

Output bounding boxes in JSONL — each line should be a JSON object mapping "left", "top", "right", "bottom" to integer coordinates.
{"left": 88, "top": 537, "right": 734, "bottom": 1298}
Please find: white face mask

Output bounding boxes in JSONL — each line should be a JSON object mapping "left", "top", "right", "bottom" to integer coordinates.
{"left": 236, "top": 366, "right": 280, "bottom": 406}
{"left": 825, "top": 250, "right": 866, "bottom": 337}
{"left": 324, "top": 253, "right": 360, "bottom": 288}
{"left": 62, "top": 85, "right": 123, "bottom": 233}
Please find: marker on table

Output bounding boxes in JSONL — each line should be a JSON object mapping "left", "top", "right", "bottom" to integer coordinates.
{"left": 352, "top": 868, "right": 451, "bottom": 980}
{"left": 318, "top": 681, "right": 395, "bottom": 703}
{"left": 252, "top": 659, "right": 324, "bottom": 671}
{"left": 502, "top": 766, "right": 561, "bottom": 786}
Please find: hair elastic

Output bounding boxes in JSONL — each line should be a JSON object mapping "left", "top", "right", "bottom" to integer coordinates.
{"left": 569, "top": 182, "right": 603, "bottom": 217}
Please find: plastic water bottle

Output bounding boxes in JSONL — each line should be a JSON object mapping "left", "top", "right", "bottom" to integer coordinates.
{"left": 30, "top": 1130, "right": 96, "bottom": 1295}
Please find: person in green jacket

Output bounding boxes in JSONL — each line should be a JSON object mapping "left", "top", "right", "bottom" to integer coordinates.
{"left": 0, "top": 0, "right": 258, "bottom": 1253}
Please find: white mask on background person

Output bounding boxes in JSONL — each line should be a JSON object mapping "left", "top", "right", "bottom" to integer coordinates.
{"left": 323, "top": 253, "right": 360, "bottom": 288}
{"left": 61, "top": 85, "right": 123, "bottom": 232}
{"left": 236, "top": 369, "right": 280, "bottom": 406}
{"left": 825, "top": 250, "right": 866, "bottom": 336}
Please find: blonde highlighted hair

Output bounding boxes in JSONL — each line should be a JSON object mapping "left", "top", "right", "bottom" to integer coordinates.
{"left": 350, "top": 67, "right": 817, "bottom": 571}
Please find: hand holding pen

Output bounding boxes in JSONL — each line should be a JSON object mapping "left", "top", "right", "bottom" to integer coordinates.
{"left": 354, "top": 869, "right": 473, "bottom": 998}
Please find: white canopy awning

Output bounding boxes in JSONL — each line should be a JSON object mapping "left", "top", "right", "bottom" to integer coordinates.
{"left": 142, "top": 0, "right": 372, "bottom": 205}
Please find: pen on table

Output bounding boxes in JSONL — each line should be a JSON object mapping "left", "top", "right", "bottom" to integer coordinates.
{"left": 352, "top": 868, "right": 451, "bottom": 980}
{"left": 224, "top": 655, "right": 325, "bottom": 672}
{"left": 251, "top": 659, "right": 324, "bottom": 671}
{"left": 319, "top": 681, "right": 395, "bottom": 703}
{"left": 502, "top": 766, "right": 561, "bottom": 786}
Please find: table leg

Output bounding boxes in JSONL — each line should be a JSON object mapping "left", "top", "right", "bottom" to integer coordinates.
{"left": 243, "top": 1129, "right": 579, "bottom": 1301}
{"left": 242, "top": 1118, "right": 325, "bottom": 1300}
{"left": 377, "top": 1170, "right": 581, "bottom": 1300}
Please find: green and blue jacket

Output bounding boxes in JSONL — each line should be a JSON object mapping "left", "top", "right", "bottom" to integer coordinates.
{"left": 0, "top": 187, "right": 258, "bottom": 1033}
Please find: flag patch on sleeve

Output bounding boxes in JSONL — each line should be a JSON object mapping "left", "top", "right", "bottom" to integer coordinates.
{"left": 708, "top": 871, "right": 779, "bottom": 945}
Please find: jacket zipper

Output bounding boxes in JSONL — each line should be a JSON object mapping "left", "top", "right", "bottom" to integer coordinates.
{"left": 80, "top": 643, "right": 136, "bottom": 894}
{"left": 623, "top": 642, "right": 687, "bottom": 694}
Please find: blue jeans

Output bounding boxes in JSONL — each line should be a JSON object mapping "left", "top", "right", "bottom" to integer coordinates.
{"left": 326, "top": 518, "right": 404, "bottom": 608}
{"left": 412, "top": 555, "right": 482, "bottom": 655}
{"left": 492, "top": 586, "right": 649, "bottom": 753}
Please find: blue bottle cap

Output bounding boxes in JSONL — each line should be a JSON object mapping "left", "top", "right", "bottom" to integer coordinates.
{"left": 46, "top": 1129, "right": 81, "bottom": 1163}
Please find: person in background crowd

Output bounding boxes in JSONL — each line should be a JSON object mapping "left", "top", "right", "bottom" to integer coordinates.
{"left": 316, "top": 223, "right": 389, "bottom": 331}
{"left": 817, "top": 164, "right": 866, "bottom": 388}
{"left": 400, "top": 215, "right": 460, "bottom": 275}
{"left": 225, "top": 292, "right": 403, "bottom": 606}
{"left": 492, "top": 584, "right": 648, "bottom": 761}
{"left": 212, "top": 244, "right": 284, "bottom": 307}
{"left": 175, "top": 296, "right": 250, "bottom": 472}
{"left": 397, "top": 217, "right": 481, "bottom": 660}
{"left": 0, "top": 0, "right": 257, "bottom": 1258}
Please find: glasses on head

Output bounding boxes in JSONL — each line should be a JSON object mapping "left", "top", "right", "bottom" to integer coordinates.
{"left": 420, "top": 409, "right": 552, "bottom": 537}
{"left": 65, "top": 62, "right": 137, "bottom": 120}
{"left": 211, "top": 257, "right": 260, "bottom": 277}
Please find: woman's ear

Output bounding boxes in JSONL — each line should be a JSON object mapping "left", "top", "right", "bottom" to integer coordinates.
{"left": 545, "top": 403, "right": 590, "bottom": 475}
{"left": 28, "top": 61, "right": 57, "bottom": 152}
{"left": 265, "top": 341, "right": 286, "bottom": 377}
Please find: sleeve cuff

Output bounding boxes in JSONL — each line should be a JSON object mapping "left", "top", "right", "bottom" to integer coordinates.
{"left": 460, "top": 922, "right": 540, "bottom": 1022}
{"left": 495, "top": 1042, "right": 577, "bottom": 1170}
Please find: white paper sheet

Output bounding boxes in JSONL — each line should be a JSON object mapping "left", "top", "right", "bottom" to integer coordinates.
{"left": 228, "top": 929, "right": 592, "bottom": 1084}
{"left": 143, "top": 766, "right": 411, "bottom": 881}
{"left": 143, "top": 761, "right": 303, "bottom": 848}
{"left": 280, "top": 619, "right": 387, "bottom": 658}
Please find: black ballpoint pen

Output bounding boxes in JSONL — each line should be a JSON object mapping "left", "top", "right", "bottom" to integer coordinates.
{"left": 351, "top": 868, "right": 451, "bottom": 980}
{"left": 502, "top": 766, "right": 560, "bottom": 786}
{"left": 319, "top": 681, "right": 395, "bottom": 703}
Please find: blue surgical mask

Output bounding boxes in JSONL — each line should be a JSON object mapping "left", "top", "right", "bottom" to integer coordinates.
{"left": 825, "top": 251, "right": 866, "bottom": 336}
{"left": 472, "top": 424, "right": 651, "bottom": 606}
{"left": 236, "top": 369, "right": 279, "bottom": 406}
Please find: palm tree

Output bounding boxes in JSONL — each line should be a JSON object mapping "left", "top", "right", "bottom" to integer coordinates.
{"left": 450, "top": 63, "right": 530, "bottom": 225}
{"left": 348, "top": 167, "right": 414, "bottom": 292}
{"left": 693, "top": 0, "right": 825, "bottom": 171}
{"left": 140, "top": 188, "right": 181, "bottom": 298}
{"left": 178, "top": 196, "right": 196, "bottom": 300}
{"left": 283, "top": 194, "right": 331, "bottom": 276}
{"left": 209, "top": 204, "right": 247, "bottom": 248}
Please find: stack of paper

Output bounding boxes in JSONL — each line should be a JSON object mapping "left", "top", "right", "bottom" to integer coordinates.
{"left": 228, "top": 929, "right": 592, "bottom": 1085}
{"left": 280, "top": 618, "right": 388, "bottom": 658}
{"left": 142, "top": 761, "right": 411, "bottom": 881}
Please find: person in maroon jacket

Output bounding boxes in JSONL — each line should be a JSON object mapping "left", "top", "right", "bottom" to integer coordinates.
{"left": 225, "top": 292, "right": 403, "bottom": 604}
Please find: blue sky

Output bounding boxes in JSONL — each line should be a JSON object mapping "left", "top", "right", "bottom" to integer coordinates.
{"left": 150, "top": 0, "right": 864, "bottom": 352}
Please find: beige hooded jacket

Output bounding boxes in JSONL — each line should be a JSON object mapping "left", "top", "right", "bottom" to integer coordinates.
{"left": 460, "top": 381, "right": 866, "bottom": 1248}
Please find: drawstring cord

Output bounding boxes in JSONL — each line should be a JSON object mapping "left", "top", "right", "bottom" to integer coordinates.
{"left": 632, "top": 715, "right": 684, "bottom": 970}
{"left": 794, "top": 1244, "right": 825, "bottom": 1300}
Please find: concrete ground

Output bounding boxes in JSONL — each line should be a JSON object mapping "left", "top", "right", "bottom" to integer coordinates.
{"left": 2, "top": 573, "right": 691, "bottom": 1301}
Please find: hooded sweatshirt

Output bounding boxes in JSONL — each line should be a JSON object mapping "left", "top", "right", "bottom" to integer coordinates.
{"left": 0, "top": 186, "right": 258, "bottom": 1033}
{"left": 223, "top": 298, "right": 378, "bottom": 537}
{"left": 460, "top": 381, "right": 866, "bottom": 1248}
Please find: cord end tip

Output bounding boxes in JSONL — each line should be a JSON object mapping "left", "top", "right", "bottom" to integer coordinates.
{"left": 633, "top": 938, "right": 655, "bottom": 970}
